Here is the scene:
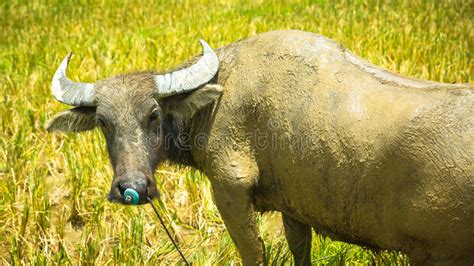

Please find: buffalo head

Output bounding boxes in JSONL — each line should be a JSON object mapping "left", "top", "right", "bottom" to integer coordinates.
{"left": 46, "top": 40, "right": 222, "bottom": 204}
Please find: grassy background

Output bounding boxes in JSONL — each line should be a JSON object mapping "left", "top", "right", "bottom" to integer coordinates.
{"left": 0, "top": 0, "right": 471, "bottom": 264}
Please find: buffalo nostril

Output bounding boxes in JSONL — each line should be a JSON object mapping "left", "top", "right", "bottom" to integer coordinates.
{"left": 147, "top": 183, "right": 160, "bottom": 199}
{"left": 117, "top": 182, "right": 126, "bottom": 196}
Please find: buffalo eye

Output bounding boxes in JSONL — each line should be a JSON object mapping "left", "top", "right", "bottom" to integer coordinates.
{"left": 149, "top": 109, "right": 160, "bottom": 122}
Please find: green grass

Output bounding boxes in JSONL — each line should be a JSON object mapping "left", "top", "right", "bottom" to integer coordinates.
{"left": 0, "top": 0, "right": 471, "bottom": 264}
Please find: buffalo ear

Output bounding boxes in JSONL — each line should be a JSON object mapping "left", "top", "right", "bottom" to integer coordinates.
{"left": 46, "top": 106, "right": 98, "bottom": 132}
{"left": 164, "top": 84, "right": 223, "bottom": 118}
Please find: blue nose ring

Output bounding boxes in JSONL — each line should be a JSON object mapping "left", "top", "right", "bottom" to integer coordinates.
{"left": 124, "top": 188, "right": 140, "bottom": 205}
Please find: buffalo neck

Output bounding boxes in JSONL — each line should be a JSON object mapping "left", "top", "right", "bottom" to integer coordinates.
{"left": 162, "top": 102, "right": 217, "bottom": 169}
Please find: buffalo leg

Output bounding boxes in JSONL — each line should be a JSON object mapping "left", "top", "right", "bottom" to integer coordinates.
{"left": 282, "top": 214, "right": 312, "bottom": 266}
{"left": 211, "top": 181, "right": 264, "bottom": 265}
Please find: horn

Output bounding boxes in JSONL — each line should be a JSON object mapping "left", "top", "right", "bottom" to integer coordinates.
{"left": 52, "top": 52, "right": 96, "bottom": 106}
{"left": 154, "top": 40, "right": 219, "bottom": 96}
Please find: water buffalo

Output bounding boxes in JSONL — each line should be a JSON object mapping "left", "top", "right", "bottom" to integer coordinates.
{"left": 46, "top": 30, "right": 473, "bottom": 265}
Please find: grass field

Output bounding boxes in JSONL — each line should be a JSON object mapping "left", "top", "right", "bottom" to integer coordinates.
{"left": 0, "top": 0, "right": 472, "bottom": 264}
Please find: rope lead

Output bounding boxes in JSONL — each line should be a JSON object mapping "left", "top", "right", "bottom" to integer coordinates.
{"left": 147, "top": 197, "right": 190, "bottom": 265}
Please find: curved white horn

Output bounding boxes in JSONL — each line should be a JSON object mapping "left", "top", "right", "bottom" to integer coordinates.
{"left": 52, "top": 52, "right": 96, "bottom": 106}
{"left": 154, "top": 40, "right": 219, "bottom": 96}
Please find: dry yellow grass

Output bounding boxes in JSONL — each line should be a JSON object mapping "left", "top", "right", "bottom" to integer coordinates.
{"left": 0, "top": 0, "right": 471, "bottom": 264}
